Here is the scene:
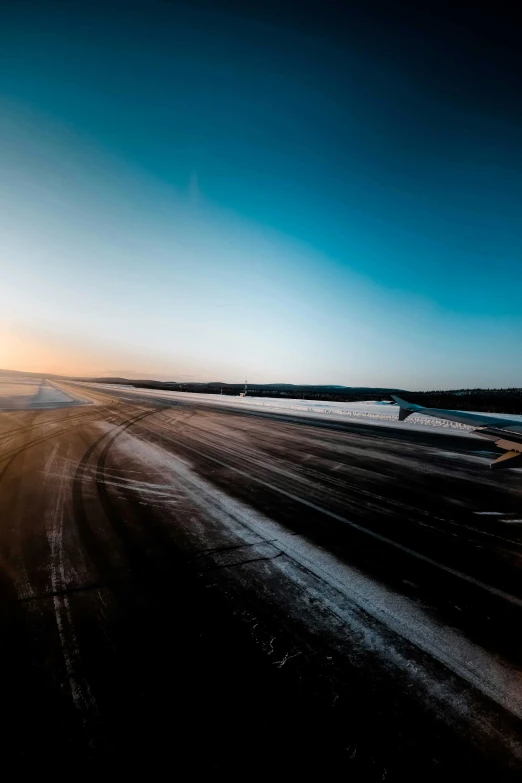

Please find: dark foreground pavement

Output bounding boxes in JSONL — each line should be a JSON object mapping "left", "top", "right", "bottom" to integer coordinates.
{"left": 1, "top": 382, "right": 521, "bottom": 778}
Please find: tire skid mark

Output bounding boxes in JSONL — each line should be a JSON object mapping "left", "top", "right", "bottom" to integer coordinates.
{"left": 45, "top": 443, "right": 99, "bottom": 724}
{"left": 0, "top": 408, "right": 140, "bottom": 493}
{"left": 94, "top": 410, "right": 169, "bottom": 571}
{"left": 0, "top": 406, "right": 116, "bottom": 446}
{"left": 0, "top": 405, "right": 146, "bottom": 630}
{"left": 40, "top": 411, "right": 150, "bottom": 745}
{"left": 0, "top": 453, "right": 16, "bottom": 488}
{"left": 42, "top": 442, "right": 61, "bottom": 482}
{"left": 0, "top": 415, "right": 122, "bottom": 468}
{"left": 107, "top": 431, "right": 522, "bottom": 730}
{"left": 179, "top": 425, "right": 522, "bottom": 570}
{"left": 72, "top": 408, "right": 162, "bottom": 583}
{"left": 147, "top": 418, "right": 522, "bottom": 610}
{"left": 174, "top": 420, "right": 522, "bottom": 552}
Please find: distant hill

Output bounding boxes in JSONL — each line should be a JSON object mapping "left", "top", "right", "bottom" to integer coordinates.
{"left": 0, "top": 368, "right": 85, "bottom": 382}
{"left": 0, "top": 368, "right": 57, "bottom": 378}
{"left": 77, "top": 378, "right": 522, "bottom": 413}
{"left": 1, "top": 369, "right": 521, "bottom": 413}
{"left": 76, "top": 378, "right": 404, "bottom": 399}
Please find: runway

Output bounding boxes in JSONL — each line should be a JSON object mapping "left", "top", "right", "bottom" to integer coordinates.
{"left": 1, "top": 380, "right": 521, "bottom": 777}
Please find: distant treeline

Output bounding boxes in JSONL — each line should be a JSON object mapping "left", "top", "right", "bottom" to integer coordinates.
{"left": 87, "top": 378, "right": 522, "bottom": 414}
{"left": 403, "top": 388, "right": 522, "bottom": 415}
{"left": 105, "top": 381, "right": 401, "bottom": 402}
{"left": 2, "top": 369, "right": 520, "bottom": 414}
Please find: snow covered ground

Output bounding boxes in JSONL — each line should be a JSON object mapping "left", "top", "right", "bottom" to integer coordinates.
{"left": 84, "top": 384, "right": 522, "bottom": 435}
{"left": 0, "top": 377, "right": 77, "bottom": 409}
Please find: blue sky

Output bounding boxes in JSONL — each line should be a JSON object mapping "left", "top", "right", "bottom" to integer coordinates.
{"left": 1, "top": 1, "right": 521, "bottom": 388}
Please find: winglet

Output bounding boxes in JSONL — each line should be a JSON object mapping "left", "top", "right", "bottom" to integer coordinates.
{"left": 391, "top": 395, "right": 422, "bottom": 422}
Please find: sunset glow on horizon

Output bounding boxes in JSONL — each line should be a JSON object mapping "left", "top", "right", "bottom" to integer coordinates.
{"left": 1, "top": 2, "right": 521, "bottom": 389}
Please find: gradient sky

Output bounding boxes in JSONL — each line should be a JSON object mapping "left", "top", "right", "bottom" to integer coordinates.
{"left": 1, "top": 0, "right": 521, "bottom": 388}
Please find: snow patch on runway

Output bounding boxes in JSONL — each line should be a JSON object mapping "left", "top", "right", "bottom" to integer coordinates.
{"left": 0, "top": 376, "right": 79, "bottom": 409}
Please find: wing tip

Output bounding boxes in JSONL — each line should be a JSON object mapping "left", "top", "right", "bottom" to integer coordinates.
{"left": 391, "top": 395, "right": 418, "bottom": 422}
{"left": 490, "top": 450, "right": 522, "bottom": 470}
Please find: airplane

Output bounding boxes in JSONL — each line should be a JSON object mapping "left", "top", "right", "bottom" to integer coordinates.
{"left": 391, "top": 395, "right": 522, "bottom": 470}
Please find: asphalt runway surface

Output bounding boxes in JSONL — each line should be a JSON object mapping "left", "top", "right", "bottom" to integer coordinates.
{"left": 1, "top": 381, "right": 522, "bottom": 778}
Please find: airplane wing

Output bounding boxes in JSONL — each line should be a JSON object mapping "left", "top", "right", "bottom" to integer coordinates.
{"left": 391, "top": 395, "right": 522, "bottom": 470}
